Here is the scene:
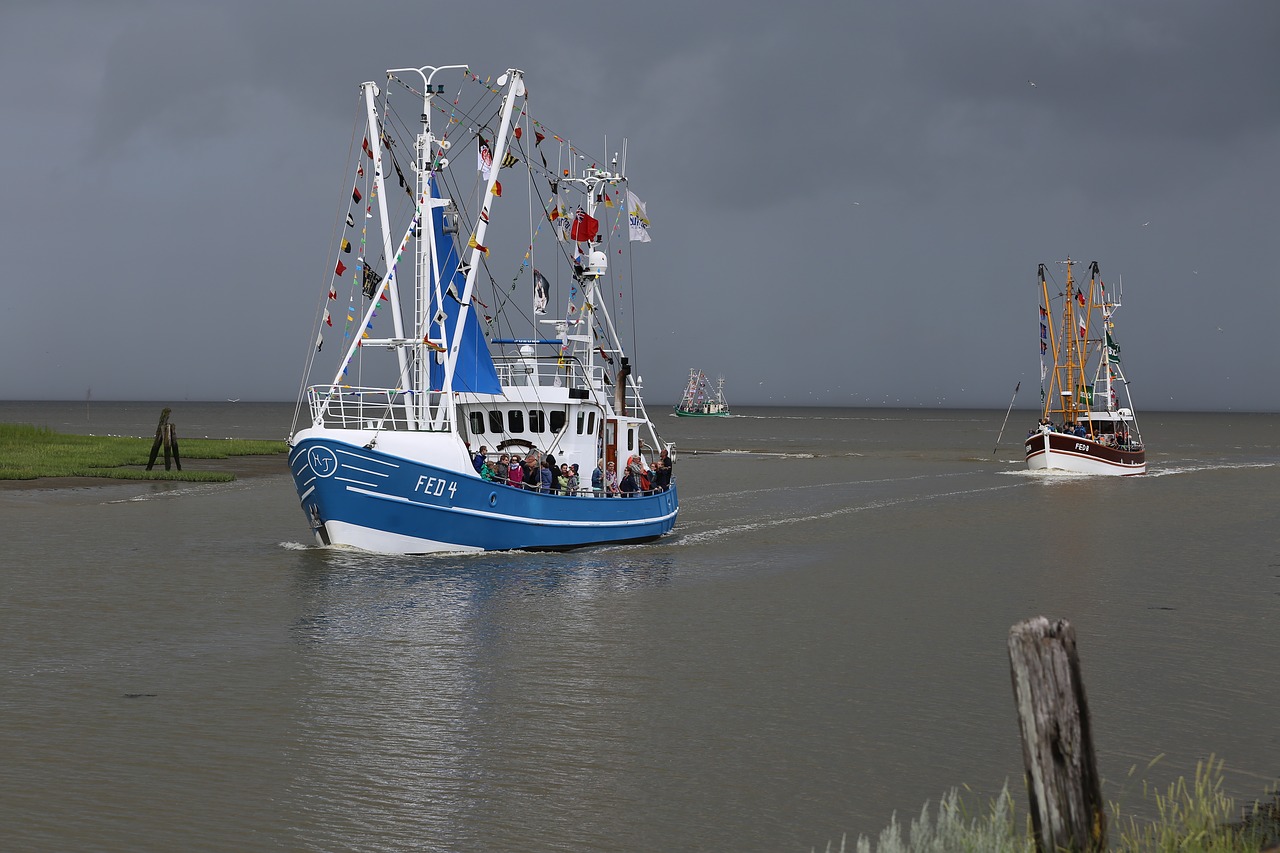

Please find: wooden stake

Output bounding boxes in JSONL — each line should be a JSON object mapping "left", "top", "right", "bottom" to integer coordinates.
{"left": 1008, "top": 617, "right": 1106, "bottom": 852}
{"left": 146, "top": 408, "right": 172, "bottom": 471}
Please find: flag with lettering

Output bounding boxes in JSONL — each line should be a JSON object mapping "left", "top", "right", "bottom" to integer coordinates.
{"left": 626, "top": 190, "right": 651, "bottom": 242}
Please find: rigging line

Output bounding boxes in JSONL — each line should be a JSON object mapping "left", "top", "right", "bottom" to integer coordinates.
{"left": 993, "top": 381, "right": 1021, "bottom": 455}
{"left": 298, "top": 96, "right": 368, "bottom": 421}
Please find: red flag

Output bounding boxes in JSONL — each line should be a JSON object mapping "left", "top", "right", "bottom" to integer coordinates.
{"left": 362, "top": 137, "right": 372, "bottom": 158}
{"left": 1077, "top": 290, "right": 1086, "bottom": 305}
{"left": 335, "top": 260, "right": 347, "bottom": 277}
{"left": 513, "top": 126, "right": 522, "bottom": 139}
{"left": 569, "top": 208, "right": 599, "bottom": 242}
{"left": 352, "top": 186, "right": 362, "bottom": 203}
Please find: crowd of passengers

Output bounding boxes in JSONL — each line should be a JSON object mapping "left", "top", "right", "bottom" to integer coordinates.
{"left": 1032, "top": 418, "right": 1135, "bottom": 448}
{"left": 469, "top": 446, "right": 674, "bottom": 496}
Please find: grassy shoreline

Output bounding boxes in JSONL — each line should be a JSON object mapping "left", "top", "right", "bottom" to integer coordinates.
{"left": 829, "top": 757, "right": 1277, "bottom": 853}
{"left": 0, "top": 423, "right": 286, "bottom": 483}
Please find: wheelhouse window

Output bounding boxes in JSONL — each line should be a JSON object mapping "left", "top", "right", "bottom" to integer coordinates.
{"left": 507, "top": 410, "right": 524, "bottom": 433}
{"left": 587, "top": 411, "right": 596, "bottom": 435}
{"left": 550, "top": 410, "right": 567, "bottom": 434}
{"left": 528, "top": 409, "right": 546, "bottom": 433}
{"left": 469, "top": 412, "right": 485, "bottom": 434}
{"left": 576, "top": 412, "right": 585, "bottom": 435}
{"left": 489, "top": 410, "right": 503, "bottom": 433}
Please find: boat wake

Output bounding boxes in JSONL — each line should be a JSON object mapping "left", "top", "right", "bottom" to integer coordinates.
{"left": 104, "top": 482, "right": 246, "bottom": 503}
{"left": 1144, "top": 461, "right": 1275, "bottom": 477}
{"left": 677, "top": 480, "right": 1026, "bottom": 545}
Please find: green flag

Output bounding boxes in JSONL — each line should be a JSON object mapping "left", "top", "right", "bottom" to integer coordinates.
{"left": 1106, "top": 331, "right": 1122, "bottom": 364}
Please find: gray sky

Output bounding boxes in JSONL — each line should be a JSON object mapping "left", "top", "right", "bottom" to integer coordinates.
{"left": 3, "top": 0, "right": 1277, "bottom": 410}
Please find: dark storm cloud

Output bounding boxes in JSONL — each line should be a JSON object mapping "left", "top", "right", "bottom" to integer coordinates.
{"left": 1, "top": 0, "right": 1276, "bottom": 410}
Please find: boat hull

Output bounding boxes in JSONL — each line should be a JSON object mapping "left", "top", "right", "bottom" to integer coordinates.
{"left": 1024, "top": 430, "right": 1146, "bottom": 475}
{"left": 289, "top": 434, "right": 679, "bottom": 553}
{"left": 673, "top": 409, "right": 730, "bottom": 417}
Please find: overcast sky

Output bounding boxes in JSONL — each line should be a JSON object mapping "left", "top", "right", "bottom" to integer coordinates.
{"left": 2, "top": 0, "right": 1277, "bottom": 411}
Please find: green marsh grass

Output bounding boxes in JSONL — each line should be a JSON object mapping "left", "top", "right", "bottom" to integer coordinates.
{"left": 0, "top": 423, "right": 285, "bottom": 482}
{"left": 823, "top": 757, "right": 1269, "bottom": 853}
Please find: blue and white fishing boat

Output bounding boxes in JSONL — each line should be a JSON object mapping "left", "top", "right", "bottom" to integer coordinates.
{"left": 287, "top": 63, "right": 677, "bottom": 553}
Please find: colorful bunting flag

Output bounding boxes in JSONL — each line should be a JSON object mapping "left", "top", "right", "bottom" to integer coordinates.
{"left": 335, "top": 260, "right": 347, "bottom": 277}
{"left": 341, "top": 238, "right": 351, "bottom": 254}
{"left": 352, "top": 186, "right": 362, "bottom": 204}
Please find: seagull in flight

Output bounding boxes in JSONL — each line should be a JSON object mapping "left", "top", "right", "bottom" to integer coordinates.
{"left": 1028, "top": 80, "right": 1037, "bottom": 88}
{"left": 1142, "top": 221, "right": 1150, "bottom": 227}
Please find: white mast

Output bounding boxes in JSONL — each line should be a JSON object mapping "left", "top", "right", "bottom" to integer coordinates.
{"left": 432, "top": 68, "right": 526, "bottom": 429}
{"left": 387, "top": 64, "right": 467, "bottom": 428}
{"left": 318, "top": 81, "right": 418, "bottom": 427}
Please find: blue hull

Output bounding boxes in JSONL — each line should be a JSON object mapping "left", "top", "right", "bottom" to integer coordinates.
{"left": 289, "top": 437, "right": 678, "bottom": 553}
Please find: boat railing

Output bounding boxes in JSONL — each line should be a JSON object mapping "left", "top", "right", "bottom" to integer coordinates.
{"left": 306, "top": 385, "right": 438, "bottom": 431}
{"left": 492, "top": 354, "right": 603, "bottom": 394}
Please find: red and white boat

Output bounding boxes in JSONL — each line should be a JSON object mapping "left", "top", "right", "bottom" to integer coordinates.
{"left": 1025, "top": 258, "right": 1146, "bottom": 475}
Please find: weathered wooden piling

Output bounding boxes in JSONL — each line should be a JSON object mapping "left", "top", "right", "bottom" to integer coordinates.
{"left": 1008, "top": 616, "right": 1106, "bottom": 852}
{"left": 145, "top": 407, "right": 182, "bottom": 472}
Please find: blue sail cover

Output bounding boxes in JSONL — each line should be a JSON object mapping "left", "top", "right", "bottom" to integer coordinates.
{"left": 427, "top": 178, "right": 502, "bottom": 394}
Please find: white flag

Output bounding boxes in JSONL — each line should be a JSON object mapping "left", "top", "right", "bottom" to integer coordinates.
{"left": 477, "top": 136, "right": 492, "bottom": 181}
{"left": 626, "top": 190, "right": 651, "bottom": 242}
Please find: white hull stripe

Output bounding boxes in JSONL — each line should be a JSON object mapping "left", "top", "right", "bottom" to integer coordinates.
{"left": 346, "top": 485, "right": 678, "bottom": 528}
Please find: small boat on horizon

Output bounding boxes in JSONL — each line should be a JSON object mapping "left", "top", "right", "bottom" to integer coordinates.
{"left": 1025, "top": 258, "right": 1146, "bottom": 475}
{"left": 674, "top": 369, "right": 730, "bottom": 417}
{"left": 287, "top": 62, "right": 677, "bottom": 553}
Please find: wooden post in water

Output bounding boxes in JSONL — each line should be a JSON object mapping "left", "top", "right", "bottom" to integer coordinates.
{"left": 145, "top": 408, "right": 182, "bottom": 472}
{"left": 1008, "top": 617, "right": 1106, "bottom": 852}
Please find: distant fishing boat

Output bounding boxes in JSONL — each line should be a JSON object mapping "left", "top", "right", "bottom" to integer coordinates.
{"left": 1026, "top": 258, "right": 1146, "bottom": 475}
{"left": 674, "top": 369, "right": 730, "bottom": 417}
{"left": 287, "top": 62, "right": 677, "bottom": 553}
